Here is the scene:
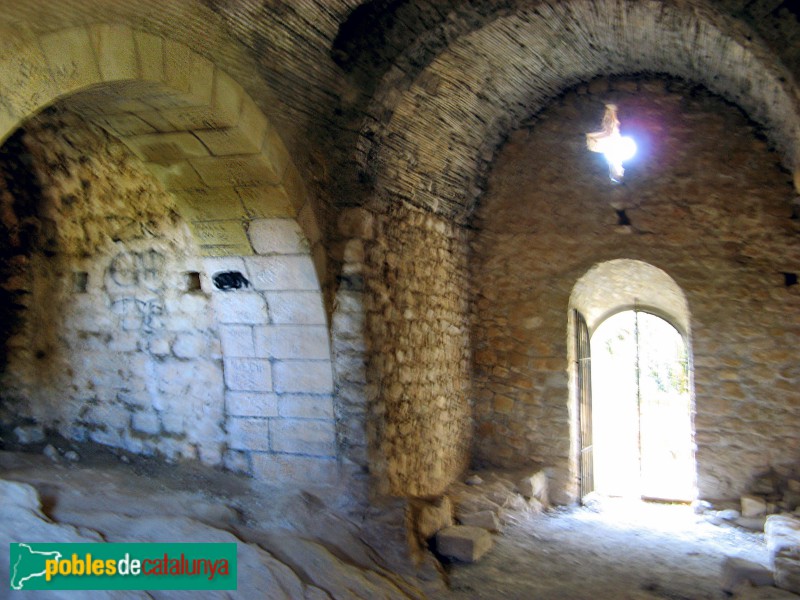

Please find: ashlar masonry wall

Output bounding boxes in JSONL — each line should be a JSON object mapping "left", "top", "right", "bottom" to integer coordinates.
{"left": 471, "top": 76, "right": 800, "bottom": 503}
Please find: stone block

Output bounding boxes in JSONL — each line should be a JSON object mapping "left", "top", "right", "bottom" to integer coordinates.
{"left": 172, "top": 332, "right": 206, "bottom": 359}
{"left": 125, "top": 132, "right": 209, "bottom": 163}
{"left": 226, "top": 391, "right": 278, "bottom": 418}
{"left": 775, "top": 551, "right": 800, "bottom": 595}
{"left": 191, "top": 155, "right": 281, "bottom": 188}
{"left": 416, "top": 496, "right": 454, "bottom": 540}
{"left": 248, "top": 219, "right": 308, "bottom": 255}
{"left": 89, "top": 24, "right": 136, "bottom": 81}
{"left": 265, "top": 291, "right": 326, "bottom": 325}
{"left": 742, "top": 495, "right": 768, "bottom": 518}
{"left": 144, "top": 160, "right": 204, "bottom": 190}
{"left": 273, "top": 360, "right": 334, "bottom": 394}
{"left": 194, "top": 127, "right": 261, "bottom": 156}
{"left": 13, "top": 425, "right": 45, "bottom": 445}
{"left": 133, "top": 31, "right": 164, "bottom": 81}
{"left": 223, "top": 357, "right": 272, "bottom": 392}
{"left": 298, "top": 203, "right": 322, "bottom": 246}
{"left": 260, "top": 121, "right": 291, "bottom": 181}
{"left": 253, "top": 325, "right": 331, "bottom": 360}
{"left": 250, "top": 453, "right": 339, "bottom": 485}
{"left": 237, "top": 96, "right": 269, "bottom": 147}
{"left": 131, "top": 412, "right": 161, "bottom": 436}
{"left": 223, "top": 449, "right": 251, "bottom": 475}
{"left": 766, "top": 515, "right": 800, "bottom": 567}
{"left": 161, "top": 413, "right": 184, "bottom": 434}
{"left": 163, "top": 39, "right": 213, "bottom": 103}
{"left": 435, "top": 526, "right": 493, "bottom": 563}
{"left": 518, "top": 470, "right": 549, "bottom": 505}
{"left": 175, "top": 187, "right": 247, "bottom": 222}
{"left": 210, "top": 68, "right": 245, "bottom": 125}
{"left": 736, "top": 517, "right": 767, "bottom": 532}
{"left": 219, "top": 325, "right": 255, "bottom": 357}
{"left": 190, "top": 220, "right": 253, "bottom": 256}
{"left": 277, "top": 394, "right": 335, "bottom": 419}
{"left": 246, "top": 255, "right": 319, "bottom": 291}
{"left": 212, "top": 293, "right": 268, "bottom": 325}
{"left": 236, "top": 185, "right": 296, "bottom": 218}
{"left": 458, "top": 510, "right": 501, "bottom": 533}
{"left": 227, "top": 417, "right": 270, "bottom": 451}
{"left": 270, "top": 418, "right": 336, "bottom": 457}
{"left": 721, "top": 556, "right": 773, "bottom": 593}
{"left": 40, "top": 27, "right": 101, "bottom": 94}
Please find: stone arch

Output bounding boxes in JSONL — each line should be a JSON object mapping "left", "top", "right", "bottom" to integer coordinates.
{"left": 568, "top": 259, "right": 693, "bottom": 501}
{"left": 360, "top": 0, "right": 800, "bottom": 222}
{"left": 569, "top": 259, "right": 691, "bottom": 336}
{"left": 0, "top": 25, "right": 337, "bottom": 484}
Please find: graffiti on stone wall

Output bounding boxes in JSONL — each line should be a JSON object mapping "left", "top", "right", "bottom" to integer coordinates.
{"left": 107, "top": 250, "right": 167, "bottom": 333}
{"left": 108, "top": 250, "right": 165, "bottom": 290}
{"left": 111, "top": 297, "right": 165, "bottom": 333}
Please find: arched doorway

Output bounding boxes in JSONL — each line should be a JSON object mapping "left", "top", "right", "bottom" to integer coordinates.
{"left": 569, "top": 259, "right": 696, "bottom": 503}
{"left": 592, "top": 309, "right": 694, "bottom": 501}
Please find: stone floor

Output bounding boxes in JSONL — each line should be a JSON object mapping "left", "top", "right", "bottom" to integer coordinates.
{"left": 445, "top": 497, "right": 795, "bottom": 600}
{"left": 2, "top": 446, "right": 798, "bottom": 600}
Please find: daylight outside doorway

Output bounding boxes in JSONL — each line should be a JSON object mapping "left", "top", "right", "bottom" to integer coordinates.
{"left": 570, "top": 259, "right": 697, "bottom": 505}
{"left": 591, "top": 309, "right": 695, "bottom": 502}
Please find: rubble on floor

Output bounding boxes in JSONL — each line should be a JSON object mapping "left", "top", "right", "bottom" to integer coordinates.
{"left": 410, "top": 467, "right": 549, "bottom": 564}
{"left": 766, "top": 515, "right": 800, "bottom": 595}
{"left": 704, "top": 471, "right": 800, "bottom": 598}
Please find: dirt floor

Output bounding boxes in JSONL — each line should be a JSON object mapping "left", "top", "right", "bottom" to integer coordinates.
{"left": 446, "top": 497, "right": 772, "bottom": 600}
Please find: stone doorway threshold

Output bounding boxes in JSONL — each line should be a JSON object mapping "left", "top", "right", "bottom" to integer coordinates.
{"left": 444, "top": 497, "right": 794, "bottom": 600}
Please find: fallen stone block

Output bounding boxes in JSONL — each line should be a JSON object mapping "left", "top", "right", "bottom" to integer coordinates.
{"left": 436, "top": 526, "right": 493, "bottom": 563}
{"left": 415, "top": 496, "right": 453, "bottom": 540}
{"left": 732, "top": 582, "right": 800, "bottom": 599}
{"left": 465, "top": 474, "right": 483, "bottom": 486}
{"left": 765, "top": 515, "right": 800, "bottom": 568}
{"left": 736, "top": 517, "right": 767, "bottom": 532}
{"left": 742, "top": 495, "right": 768, "bottom": 518}
{"left": 721, "top": 556, "right": 773, "bottom": 593}
{"left": 517, "top": 471, "right": 548, "bottom": 506}
{"left": 13, "top": 425, "right": 45, "bottom": 445}
{"left": 458, "top": 510, "right": 500, "bottom": 533}
{"left": 774, "top": 550, "right": 800, "bottom": 595}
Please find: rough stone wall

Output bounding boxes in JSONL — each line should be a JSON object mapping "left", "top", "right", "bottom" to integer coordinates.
{"left": 344, "top": 202, "right": 472, "bottom": 497}
{"left": 471, "top": 76, "right": 800, "bottom": 503}
{"left": 0, "top": 109, "right": 339, "bottom": 483}
{"left": 0, "top": 109, "right": 226, "bottom": 464}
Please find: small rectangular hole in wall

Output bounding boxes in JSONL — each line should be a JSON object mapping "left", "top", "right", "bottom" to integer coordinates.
{"left": 185, "top": 271, "right": 202, "bottom": 292}
{"left": 783, "top": 272, "right": 798, "bottom": 287}
{"left": 72, "top": 271, "right": 88, "bottom": 293}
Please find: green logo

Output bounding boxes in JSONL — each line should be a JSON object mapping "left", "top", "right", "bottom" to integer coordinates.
{"left": 9, "top": 543, "right": 237, "bottom": 590}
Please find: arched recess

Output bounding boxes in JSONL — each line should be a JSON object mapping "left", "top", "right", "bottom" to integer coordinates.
{"left": 359, "top": 0, "right": 800, "bottom": 222}
{"left": 568, "top": 259, "right": 693, "bottom": 501}
{"left": 0, "top": 25, "right": 338, "bottom": 485}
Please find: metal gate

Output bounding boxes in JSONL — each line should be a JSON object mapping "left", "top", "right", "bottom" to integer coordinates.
{"left": 575, "top": 309, "right": 594, "bottom": 500}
